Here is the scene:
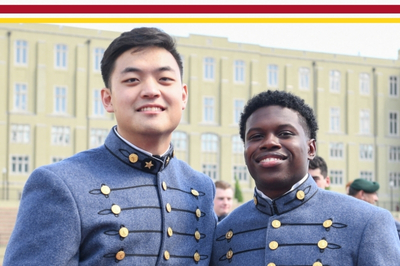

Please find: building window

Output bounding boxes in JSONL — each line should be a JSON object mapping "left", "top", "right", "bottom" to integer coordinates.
{"left": 234, "top": 60, "right": 245, "bottom": 83}
{"left": 359, "top": 109, "right": 370, "bottom": 134}
{"left": 233, "top": 99, "right": 244, "bottom": 124}
{"left": 267, "top": 64, "right": 278, "bottom": 87}
{"left": 389, "top": 75, "right": 398, "bottom": 97}
{"left": 204, "top": 57, "right": 215, "bottom": 80}
{"left": 330, "top": 170, "right": 343, "bottom": 186}
{"left": 11, "top": 155, "right": 29, "bottom": 174}
{"left": 51, "top": 157, "right": 64, "bottom": 163}
{"left": 299, "top": 67, "right": 310, "bottom": 90}
{"left": 90, "top": 128, "right": 108, "bottom": 148}
{"left": 202, "top": 133, "right": 218, "bottom": 153}
{"left": 15, "top": 40, "right": 28, "bottom": 65}
{"left": 93, "top": 89, "right": 105, "bottom": 116}
{"left": 202, "top": 164, "right": 217, "bottom": 180}
{"left": 389, "top": 146, "right": 400, "bottom": 162}
{"left": 389, "top": 172, "right": 400, "bottom": 188}
{"left": 359, "top": 144, "right": 373, "bottom": 160}
{"left": 359, "top": 73, "right": 370, "bottom": 95}
{"left": 54, "top": 86, "right": 67, "bottom": 114}
{"left": 201, "top": 133, "right": 219, "bottom": 180}
{"left": 55, "top": 44, "right": 67, "bottom": 68}
{"left": 360, "top": 171, "right": 373, "bottom": 181}
{"left": 10, "top": 124, "right": 30, "bottom": 143}
{"left": 389, "top": 111, "right": 399, "bottom": 136}
{"left": 14, "top": 83, "right": 28, "bottom": 111}
{"left": 93, "top": 47, "right": 104, "bottom": 72}
{"left": 51, "top": 126, "right": 70, "bottom": 145}
{"left": 329, "top": 70, "right": 340, "bottom": 93}
{"left": 171, "top": 131, "right": 188, "bottom": 162}
{"left": 233, "top": 165, "right": 248, "bottom": 182}
{"left": 203, "top": 97, "right": 215, "bottom": 123}
{"left": 329, "top": 107, "right": 340, "bottom": 132}
{"left": 232, "top": 135, "right": 243, "bottom": 154}
{"left": 330, "top": 142, "right": 344, "bottom": 159}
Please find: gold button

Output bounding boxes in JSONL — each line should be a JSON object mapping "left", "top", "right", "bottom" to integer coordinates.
{"left": 267, "top": 263, "right": 276, "bottom": 266}
{"left": 164, "top": 250, "right": 170, "bottom": 260}
{"left": 226, "top": 250, "right": 233, "bottom": 259}
{"left": 196, "top": 208, "right": 201, "bottom": 218}
{"left": 271, "top": 220, "right": 281, "bottom": 228}
{"left": 166, "top": 203, "right": 171, "bottom": 213}
{"left": 253, "top": 196, "right": 258, "bottom": 205}
{"left": 129, "top": 153, "right": 138, "bottom": 163}
{"left": 111, "top": 204, "right": 121, "bottom": 215}
{"left": 162, "top": 181, "right": 167, "bottom": 191}
{"left": 318, "top": 239, "right": 328, "bottom": 249}
{"left": 296, "top": 190, "right": 305, "bottom": 200}
{"left": 119, "top": 227, "right": 129, "bottom": 238}
{"left": 323, "top": 219, "right": 333, "bottom": 228}
{"left": 100, "top": 185, "right": 111, "bottom": 195}
{"left": 167, "top": 227, "right": 173, "bottom": 237}
{"left": 269, "top": 241, "right": 279, "bottom": 250}
{"left": 193, "top": 252, "right": 200, "bottom": 262}
{"left": 194, "top": 231, "right": 201, "bottom": 240}
{"left": 115, "top": 250, "right": 125, "bottom": 261}
{"left": 191, "top": 189, "right": 199, "bottom": 197}
{"left": 313, "top": 262, "right": 323, "bottom": 266}
{"left": 225, "top": 230, "right": 233, "bottom": 240}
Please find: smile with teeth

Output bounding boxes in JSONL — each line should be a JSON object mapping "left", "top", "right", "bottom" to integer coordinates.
{"left": 260, "top": 157, "right": 283, "bottom": 163}
{"left": 139, "top": 107, "right": 163, "bottom": 112}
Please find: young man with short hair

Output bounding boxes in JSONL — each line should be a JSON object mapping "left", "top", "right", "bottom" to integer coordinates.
{"left": 308, "top": 155, "right": 330, "bottom": 189}
{"left": 214, "top": 180, "right": 234, "bottom": 222}
{"left": 4, "top": 27, "right": 216, "bottom": 265}
{"left": 211, "top": 90, "right": 400, "bottom": 265}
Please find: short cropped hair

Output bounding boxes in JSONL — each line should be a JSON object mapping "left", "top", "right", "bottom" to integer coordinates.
{"left": 101, "top": 27, "right": 183, "bottom": 88}
{"left": 215, "top": 180, "right": 233, "bottom": 190}
{"left": 239, "top": 90, "right": 318, "bottom": 142}
{"left": 309, "top": 156, "right": 328, "bottom": 178}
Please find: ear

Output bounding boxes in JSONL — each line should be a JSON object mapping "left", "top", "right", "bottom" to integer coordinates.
{"left": 325, "top": 176, "right": 331, "bottom": 187}
{"left": 101, "top": 88, "right": 114, "bottom": 113}
{"left": 307, "top": 139, "right": 316, "bottom": 160}
{"left": 181, "top": 83, "right": 188, "bottom": 110}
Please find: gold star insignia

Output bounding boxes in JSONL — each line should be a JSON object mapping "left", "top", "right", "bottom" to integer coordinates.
{"left": 144, "top": 161, "right": 154, "bottom": 169}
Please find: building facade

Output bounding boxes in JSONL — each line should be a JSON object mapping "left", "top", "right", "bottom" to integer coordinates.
{"left": 0, "top": 23, "right": 399, "bottom": 210}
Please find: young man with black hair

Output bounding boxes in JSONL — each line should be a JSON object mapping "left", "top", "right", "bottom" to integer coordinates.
{"left": 4, "top": 27, "right": 216, "bottom": 265}
{"left": 309, "top": 155, "right": 330, "bottom": 189}
{"left": 211, "top": 90, "right": 400, "bottom": 265}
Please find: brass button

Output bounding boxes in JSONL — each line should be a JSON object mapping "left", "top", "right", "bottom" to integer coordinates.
{"left": 313, "top": 262, "right": 323, "bottom": 266}
{"left": 225, "top": 230, "right": 233, "bottom": 240}
{"left": 318, "top": 239, "right": 328, "bottom": 249}
{"left": 267, "top": 263, "right": 276, "bottom": 266}
{"left": 226, "top": 250, "right": 233, "bottom": 259}
{"left": 323, "top": 219, "right": 333, "bottom": 228}
{"left": 115, "top": 250, "right": 125, "bottom": 261}
{"left": 129, "top": 153, "right": 138, "bottom": 163}
{"left": 166, "top": 203, "right": 172, "bottom": 213}
{"left": 269, "top": 241, "right": 279, "bottom": 250}
{"left": 167, "top": 227, "right": 173, "bottom": 237}
{"left": 191, "top": 189, "right": 199, "bottom": 197}
{"left": 100, "top": 185, "right": 111, "bottom": 195}
{"left": 111, "top": 204, "right": 121, "bottom": 215}
{"left": 119, "top": 227, "right": 129, "bottom": 238}
{"left": 162, "top": 181, "right": 167, "bottom": 191}
{"left": 271, "top": 220, "right": 281, "bottom": 228}
{"left": 193, "top": 252, "right": 200, "bottom": 262}
{"left": 196, "top": 208, "right": 201, "bottom": 218}
{"left": 194, "top": 230, "right": 201, "bottom": 240}
{"left": 164, "top": 250, "right": 170, "bottom": 260}
{"left": 253, "top": 196, "right": 258, "bottom": 205}
{"left": 296, "top": 190, "right": 305, "bottom": 200}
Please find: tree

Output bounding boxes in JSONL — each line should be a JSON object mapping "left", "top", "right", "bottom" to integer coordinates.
{"left": 234, "top": 176, "right": 244, "bottom": 203}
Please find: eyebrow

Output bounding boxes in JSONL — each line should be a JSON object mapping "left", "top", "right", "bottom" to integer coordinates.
{"left": 120, "top": 66, "right": 176, "bottom": 75}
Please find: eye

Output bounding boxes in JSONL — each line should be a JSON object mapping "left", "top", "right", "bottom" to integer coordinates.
{"left": 124, "top": 78, "right": 139, "bottom": 83}
{"left": 247, "top": 133, "right": 263, "bottom": 141}
{"left": 278, "top": 131, "right": 294, "bottom": 137}
{"left": 159, "top": 77, "right": 175, "bottom": 84}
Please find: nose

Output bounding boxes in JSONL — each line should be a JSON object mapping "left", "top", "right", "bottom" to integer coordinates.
{"left": 260, "top": 133, "right": 281, "bottom": 150}
{"left": 140, "top": 79, "right": 160, "bottom": 98}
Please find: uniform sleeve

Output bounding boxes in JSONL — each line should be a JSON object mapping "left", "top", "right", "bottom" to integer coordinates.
{"left": 357, "top": 208, "right": 400, "bottom": 265}
{"left": 3, "top": 167, "right": 81, "bottom": 266}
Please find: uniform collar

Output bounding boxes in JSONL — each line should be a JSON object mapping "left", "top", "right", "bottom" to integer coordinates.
{"left": 104, "top": 126, "right": 175, "bottom": 174}
{"left": 253, "top": 175, "right": 319, "bottom": 216}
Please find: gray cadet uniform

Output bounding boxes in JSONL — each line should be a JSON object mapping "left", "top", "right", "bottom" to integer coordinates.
{"left": 211, "top": 176, "right": 400, "bottom": 266}
{"left": 4, "top": 127, "right": 217, "bottom": 265}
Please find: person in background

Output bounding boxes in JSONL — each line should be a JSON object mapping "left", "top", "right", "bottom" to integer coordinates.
{"left": 214, "top": 181, "right": 234, "bottom": 222}
{"left": 211, "top": 90, "right": 400, "bottom": 266}
{"left": 308, "top": 155, "right": 330, "bottom": 189}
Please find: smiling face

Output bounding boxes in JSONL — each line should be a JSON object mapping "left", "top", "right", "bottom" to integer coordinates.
{"left": 244, "top": 105, "right": 316, "bottom": 199}
{"left": 101, "top": 46, "right": 187, "bottom": 154}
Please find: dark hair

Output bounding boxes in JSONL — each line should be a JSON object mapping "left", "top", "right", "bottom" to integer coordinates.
{"left": 215, "top": 180, "right": 233, "bottom": 190}
{"left": 348, "top": 186, "right": 359, "bottom": 196}
{"left": 309, "top": 155, "right": 328, "bottom": 178}
{"left": 101, "top": 27, "right": 183, "bottom": 88}
{"left": 239, "top": 90, "right": 318, "bottom": 142}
